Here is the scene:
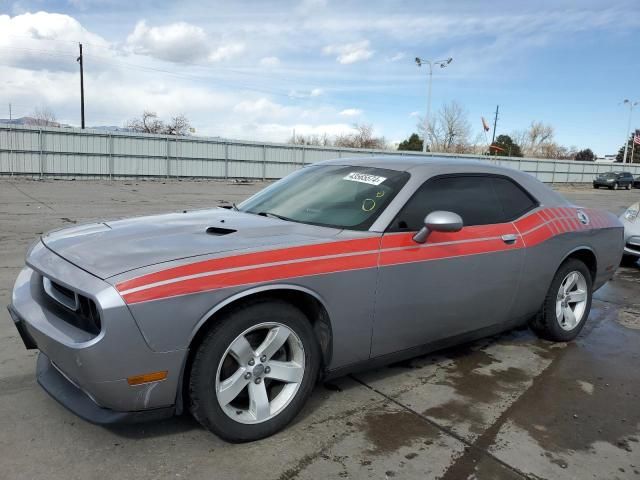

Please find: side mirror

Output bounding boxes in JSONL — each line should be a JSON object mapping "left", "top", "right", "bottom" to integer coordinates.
{"left": 413, "top": 211, "right": 463, "bottom": 243}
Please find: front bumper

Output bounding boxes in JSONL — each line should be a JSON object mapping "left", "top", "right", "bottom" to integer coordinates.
{"left": 36, "top": 351, "right": 174, "bottom": 424}
{"left": 624, "top": 235, "right": 640, "bottom": 257}
{"left": 9, "top": 241, "right": 187, "bottom": 420}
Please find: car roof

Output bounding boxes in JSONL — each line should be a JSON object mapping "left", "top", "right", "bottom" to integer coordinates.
{"left": 315, "top": 155, "right": 484, "bottom": 172}
{"left": 315, "top": 155, "right": 569, "bottom": 206}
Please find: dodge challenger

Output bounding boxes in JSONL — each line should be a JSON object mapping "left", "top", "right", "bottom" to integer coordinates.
{"left": 8, "top": 157, "right": 624, "bottom": 442}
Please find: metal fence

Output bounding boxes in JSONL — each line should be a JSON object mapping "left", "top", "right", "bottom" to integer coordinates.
{"left": 1, "top": 124, "right": 638, "bottom": 183}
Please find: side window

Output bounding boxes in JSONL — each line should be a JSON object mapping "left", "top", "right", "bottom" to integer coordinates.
{"left": 389, "top": 176, "right": 503, "bottom": 231}
{"left": 490, "top": 177, "right": 537, "bottom": 220}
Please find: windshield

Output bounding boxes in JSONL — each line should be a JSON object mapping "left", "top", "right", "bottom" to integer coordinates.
{"left": 238, "top": 165, "right": 410, "bottom": 230}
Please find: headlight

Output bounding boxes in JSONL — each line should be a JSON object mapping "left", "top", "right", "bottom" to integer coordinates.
{"left": 606, "top": 179, "right": 614, "bottom": 182}
{"left": 624, "top": 203, "right": 639, "bottom": 222}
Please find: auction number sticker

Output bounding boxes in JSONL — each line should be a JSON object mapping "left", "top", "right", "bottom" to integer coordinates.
{"left": 343, "top": 172, "right": 387, "bottom": 186}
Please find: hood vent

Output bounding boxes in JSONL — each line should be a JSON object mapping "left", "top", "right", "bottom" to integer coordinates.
{"left": 206, "top": 226, "right": 236, "bottom": 236}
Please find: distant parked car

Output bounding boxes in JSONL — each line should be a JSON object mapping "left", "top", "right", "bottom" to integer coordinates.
{"left": 593, "top": 172, "right": 634, "bottom": 190}
{"left": 620, "top": 201, "right": 640, "bottom": 264}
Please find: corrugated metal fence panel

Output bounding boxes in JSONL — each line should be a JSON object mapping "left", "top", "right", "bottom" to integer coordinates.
{"left": 3, "top": 124, "right": 640, "bottom": 182}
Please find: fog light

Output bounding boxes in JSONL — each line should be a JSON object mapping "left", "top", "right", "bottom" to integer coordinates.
{"left": 127, "top": 371, "right": 168, "bottom": 386}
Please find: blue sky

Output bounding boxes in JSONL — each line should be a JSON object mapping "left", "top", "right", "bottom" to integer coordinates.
{"left": 1, "top": 0, "right": 639, "bottom": 155}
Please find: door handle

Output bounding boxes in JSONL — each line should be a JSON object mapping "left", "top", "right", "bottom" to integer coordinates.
{"left": 501, "top": 234, "right": 518, "bottom": 244}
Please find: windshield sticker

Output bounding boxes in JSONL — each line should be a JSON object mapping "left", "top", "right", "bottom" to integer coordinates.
{"left": 343, "top": 172, "right": 387, "bottom": 185}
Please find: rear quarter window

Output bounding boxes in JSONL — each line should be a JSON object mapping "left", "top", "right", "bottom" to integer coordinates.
{"left": 490, "top": 177, "right": 538, "bottom": 221}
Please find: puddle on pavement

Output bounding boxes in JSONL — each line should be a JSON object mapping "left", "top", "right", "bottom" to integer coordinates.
{"left": 617, "top": 308, "right": 640, "bottom": 330}
{"left": 360, "top": 408, "right": 438, "bottom": 455}
{"left": 505, "top": 306, "right": 640, "bottom": 456}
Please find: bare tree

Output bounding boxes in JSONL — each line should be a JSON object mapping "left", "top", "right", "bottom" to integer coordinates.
{"left": 27, "top": 106, "right": 58, "bottom": 127}
{"left": 335, "top": 123, "right": 387, "bottom": 149}
{"left": 164, "top": 114, "right": 192, "bottom": 136}
{"left": 126, "top": 111, "right": 191, "bottom": 135}
{"left": 419, "top": 101, "right": 471, "bottom": 153}
{"left": 288, "top": 132, "right": 331, "bottom": 146}
{"left": 514, "top": 121, "right": 556, "bottom": 157}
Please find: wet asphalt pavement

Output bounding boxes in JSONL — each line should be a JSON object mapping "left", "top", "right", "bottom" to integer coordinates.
{"left": 0, "top": 178, "right": 638, "bottom": 479}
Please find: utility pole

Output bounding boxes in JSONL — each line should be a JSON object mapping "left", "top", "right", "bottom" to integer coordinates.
{"left": 622, "top": 100, "right": 637, "bottom": 164}
{"left": 491, "top": 105, "right": 499, "bottom": 145}
{"left": 8, "top": 103, "right": 13, "bottom": 176}
{"left": 415, "top": 56, "right": 453, "bottom": 153}
{"left": 77, "top": 43, "right": 85, "bottom": 129}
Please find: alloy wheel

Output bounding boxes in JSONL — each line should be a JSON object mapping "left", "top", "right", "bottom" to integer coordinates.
{"left": 215, "top": 322, "right": 305, "bottom": 424}
{"left": 555, "top": 271, "right": 588, "bottom": 331}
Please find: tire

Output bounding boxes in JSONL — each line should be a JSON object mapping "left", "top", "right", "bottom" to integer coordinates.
{"left": 530, "top": 258, "right": 593, "bottom": 342}
{"left": 612, "top": 183, "right": 618, "bottom": 190}
{"left": 621, "top": 254, "right": 638, "bottom": 267}
{"left": 593, "top": 185, "right": 599, "bottom": 189}
{"left": 627, "top": 184, "right": 631, "bottom": 190}
{"left": 189, "top": 299, "right": 321, "bottom": 442}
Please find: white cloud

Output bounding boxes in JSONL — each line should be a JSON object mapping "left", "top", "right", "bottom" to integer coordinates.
{"left": 389, "top": 52, "right": 405, "bottom": 62}
{"left": 322, "top": 40, "right": 374, "bottom": 64}
{"left": 259, "top": 56, "right": 280, "bottom": 67}
{"left": 208, "top": 43, "right": 245, "bottom": 62}
{"left": 0, "top": 12, "right": 112, "bottom": 72}
{"left": 288, "top": 88, "right": 324, "bottom": 98}
{"left": 126, "top": 20, "right": 244, "bottom": 64}
{"left": 126, "top": 20, "right": 210, "bottom": 63}
{"left": 409, "top": 111, "right": 421, "bottom": 118}
{"left": 339, "top": 108, "right": 362, "bottom": 117}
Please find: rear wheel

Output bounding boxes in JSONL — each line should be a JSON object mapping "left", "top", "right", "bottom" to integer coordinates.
{"left": 189, "top": 299, "right": 320, "bottom": 442}
{"left": 530, "top": 259, "right": 592, "bottom": 342}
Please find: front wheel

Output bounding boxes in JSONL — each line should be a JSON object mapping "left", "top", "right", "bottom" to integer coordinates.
{"left": 530, "top": 258, "right": 592, "bottom": 342}
{"left": 611, "top": 183, "right": 618, "bottom": 190}
{"left": 189, "top": 299, "right": 320, "bottom": 442}
{"left": 627, "top": 184, "right": 632, "bottom": 190}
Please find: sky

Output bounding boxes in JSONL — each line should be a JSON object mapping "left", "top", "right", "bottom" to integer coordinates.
{"left": 0, "top": 0, "right": 639, "bottom": 156}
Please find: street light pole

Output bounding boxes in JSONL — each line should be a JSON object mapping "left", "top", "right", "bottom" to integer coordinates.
{"left": 622, "top": 99, "right": 638, "bottom": 164}
{"left": 416, "top": 56, "right": 453, "bottom": 153}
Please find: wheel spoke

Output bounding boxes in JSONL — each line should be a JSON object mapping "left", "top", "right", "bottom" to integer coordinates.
{"left": 266, "top": 360, "right": 304, "bottom": 383}
{"left": 562, "top": 306, "right": 576, "bottom": 328}
{"left": 248, "top": 381, "right": 270, "bottom": 421}
{"left": 563, "top": 273, "right": 578, "bottom": 294}
{"left": 566, "top": 290, "right": 587, "bottom": 303}
{"left": 229, "top": 335, "right": 254, "bottom": 364}
{"left": 217, "top": 368, "right": 249, "bottom": 406}
{"left": 255, "top": 326, "right": 291, "bottom": 360}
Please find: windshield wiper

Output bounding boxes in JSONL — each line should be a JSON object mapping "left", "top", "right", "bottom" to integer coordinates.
{"left": 232, "top": 202, "right": 239, "bottom": 211}
{"left": 257, "top": 211, "right": 295, "bottom": 222}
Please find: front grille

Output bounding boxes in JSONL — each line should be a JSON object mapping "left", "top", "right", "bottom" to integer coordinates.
{"left": 43, "top": 277, "right": 102, "bottom": 335}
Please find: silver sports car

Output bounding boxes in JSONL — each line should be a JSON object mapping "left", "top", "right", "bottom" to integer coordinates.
{"left": 621, "top": 201, "right": 640, "bottom": 262}
{"left": 8, "top": 157, "right": 623, "bottom": 441}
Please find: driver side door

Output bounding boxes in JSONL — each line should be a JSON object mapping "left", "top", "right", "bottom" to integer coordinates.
{"left": 370, "top": 174, "right": 531, "bottom": 358}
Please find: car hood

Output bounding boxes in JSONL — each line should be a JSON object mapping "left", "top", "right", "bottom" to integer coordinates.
{"left": 40, "top": 208, "right": 341, "bottom": 279}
